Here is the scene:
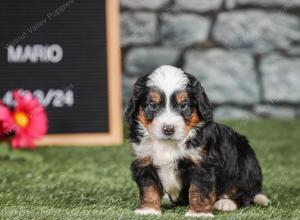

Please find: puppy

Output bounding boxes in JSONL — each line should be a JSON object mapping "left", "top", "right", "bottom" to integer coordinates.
{"left": 125, "top": 65, "right": 269, "bottom": 217}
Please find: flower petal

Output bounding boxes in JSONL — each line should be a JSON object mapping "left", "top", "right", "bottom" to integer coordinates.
{"left": 11, "top": 133, "right": 35, "bottom": 149}
{"left": 11, "top": 90, "right": 48, "bottom": 149}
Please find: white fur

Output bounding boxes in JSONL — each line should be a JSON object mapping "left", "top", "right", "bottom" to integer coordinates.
{"left": 213, "top": 199, "right": 237, "bottom": 211}
{"left": 146, "top": 65, "right": 204, "bottom": 143}
{"left": 185, "top": 211, "right": 214, "bottom": 218}
{"left": 147, "top": 65, "right": 188, "bottom": 97}
{"left": 221, "top": 194, "right": 229, "bottom": 199}
{"left": 133, "top": 138, "right": 202, "bottom": 202}
{"left": 147, "top": 110, "right": 186, "bottom": 141}
{"left": 146, "top": 66, "right": 189, "bottom": 142}
{"left": 158, "top": 163, "right": 181, "bottom": 202}
{"left": 133, "top": 139, "right": 202, "bottom": 167}
{"left": 254, "top": 194, "right": 270, "bottom": 206}
{"left": 162, "top": 193, "right": 170, "bottom": 200}
{"left": 134, "top": 208, "right": 161, "bottom": 216}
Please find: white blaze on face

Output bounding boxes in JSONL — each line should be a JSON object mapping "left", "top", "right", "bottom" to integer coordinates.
{"left": 147, "top": 65, "right": 188, "bottom": 96}
{"left": 146, "top": 65, "right": 189, "bottom": 141}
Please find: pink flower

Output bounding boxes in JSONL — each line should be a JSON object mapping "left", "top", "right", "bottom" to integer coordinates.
{"left": 0, "top": 122, "right": 4, "bottom": 139}
{"left": 5, "top": 91, "right": 48, "bottom": 149}
{"left": 0, "top": 101, "right": 13, "bottom": 139}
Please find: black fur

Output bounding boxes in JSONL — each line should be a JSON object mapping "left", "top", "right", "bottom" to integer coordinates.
{"left": 178, "top": 123, "right": 263, "bottom": 207}
{"left": 185, "top": 73, "right": 213, "bottom": 122}
{"left": 125, "top": 74, "right": 150, "bottom": 143}
{"left": 130, "top": 160, "right": 164, "bottom": 198}
{"left": 127, "top": 69, "right": 265, "bottom": 211}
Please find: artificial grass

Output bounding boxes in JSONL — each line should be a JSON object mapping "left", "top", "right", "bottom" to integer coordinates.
{"left": 0, "top": 120, "right": 299, "bottom": 220}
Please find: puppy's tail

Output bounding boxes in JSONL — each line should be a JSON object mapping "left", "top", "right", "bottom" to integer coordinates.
{"left": 253, "top": 193, "right": 270, "bottom": 206}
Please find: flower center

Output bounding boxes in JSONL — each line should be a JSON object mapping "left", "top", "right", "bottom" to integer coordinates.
{"left": 14, "top": 111, "right": 29, "bottom": 128}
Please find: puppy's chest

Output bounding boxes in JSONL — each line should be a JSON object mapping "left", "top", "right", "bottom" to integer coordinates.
{"left": 151, "top": 142, "right": 184, "bottom": 202}
{"left": 157, "top": 162, "right": 182, "bottom": 202}
{"left": 134, "top": 139, "right": 203, "bottom": 201}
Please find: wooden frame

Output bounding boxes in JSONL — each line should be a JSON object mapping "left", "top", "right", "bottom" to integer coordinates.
{"left": 37, "top": 0, "right": 123, "bottom": 146}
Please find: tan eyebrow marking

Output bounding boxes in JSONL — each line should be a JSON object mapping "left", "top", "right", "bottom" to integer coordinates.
{"left": 176, "top": 90, "right": 188, "bottom": 104}
{"left": 149, "top": 91, "right": 161, "bottom": 103}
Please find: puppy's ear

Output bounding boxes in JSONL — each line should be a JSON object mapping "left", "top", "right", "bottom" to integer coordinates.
{"left": 125, "top": 74, "right": 149, "bottom": 124}
{"left": 186, "top": 73, "right": 213, "bottom": 122}
{"left": 196, "top": 81, "right": 213, "bottom": 122}
{"left": 125, "top": 96, "right": 136, "bottom": 123}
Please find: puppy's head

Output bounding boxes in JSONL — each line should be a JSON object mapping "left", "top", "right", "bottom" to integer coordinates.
{"left": 125, "top": 65, "right": 212, "bottom": 143}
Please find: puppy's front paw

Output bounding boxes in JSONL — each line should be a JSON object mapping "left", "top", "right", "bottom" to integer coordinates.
{"left": 213, "top": 199, "right": 237, "bottom": 212}
{"left": 185, "top": 210, "right": 214, "bottom": 218}
{"left": 134, "top": 208, "right": 161, "bottom": 216}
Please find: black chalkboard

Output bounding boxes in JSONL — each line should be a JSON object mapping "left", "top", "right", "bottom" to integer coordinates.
{"left": 0, "top": 0, "right": 123, "bottom": 145}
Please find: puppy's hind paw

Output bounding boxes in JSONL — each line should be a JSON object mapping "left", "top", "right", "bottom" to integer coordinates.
{"left": 134, "top": 208, "right": 161, "bottom": 216}
{"left": 254, "top": 194, "right": 270, "bottom": 206}
{"left": 185, "top": 210, "right": 214, "bottom": 218}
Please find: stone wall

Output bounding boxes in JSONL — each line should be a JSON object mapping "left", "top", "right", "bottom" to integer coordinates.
{"left": 120, "top": 0, "right": 300, "bottom": 119}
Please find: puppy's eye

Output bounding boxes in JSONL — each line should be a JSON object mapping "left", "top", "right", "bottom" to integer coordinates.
{"left": 180, "top": 102, "right": 188, "bottom": 111}
{"left": 149, "top": 102, "right": 158, "bottom": 110}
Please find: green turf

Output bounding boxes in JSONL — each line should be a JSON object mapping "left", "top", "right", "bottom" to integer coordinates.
{"left": 0, "top": 120, "right": 299, "bottom": 220}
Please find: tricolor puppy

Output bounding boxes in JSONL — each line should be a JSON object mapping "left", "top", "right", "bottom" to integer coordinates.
{"left": 126, "top": 65, "right": 269, "bottom": 217}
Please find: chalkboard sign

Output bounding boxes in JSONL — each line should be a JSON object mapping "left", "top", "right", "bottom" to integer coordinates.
{"left": 0, "top": 0, "right": 123, "bottom": 146}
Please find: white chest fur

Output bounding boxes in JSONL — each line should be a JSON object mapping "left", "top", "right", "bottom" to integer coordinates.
{"left": 158, "top": 162, "right": 182, "bottom": 201}
{"left": 133, "top": 138, "right": 203, "bottom": 201}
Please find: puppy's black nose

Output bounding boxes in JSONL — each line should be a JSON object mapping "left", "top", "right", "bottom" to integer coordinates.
{"left": 163, "top": 125, "right": 175, "bottom": 136}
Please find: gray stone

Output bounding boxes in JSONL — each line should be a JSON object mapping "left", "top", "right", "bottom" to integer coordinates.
{"left": 261, "top": 55, "right": 300, "bottom": 103}
{"left": 160, "top": 14, "right": 211, "bottom": 48}
{"left": 214, "top": 106, "right": 256, "bottom": 119}
{"left": 254, "top": 105, "right": 296, "bottom": 118}
{"left": 121, "top": 12, "right": 157, "bottom": 46}
{"left": 120, "top": 0, "right": 170, "bottom": 10}
{"left": 124, "top": 47, "right": 180, "bottom": 76}
{"left": 184, "top": 49, "right": 259, "bottom": 104}
{"left": 296, "top": 108, "right": 300, "bottom": 118}
{"left": 213, "top": 10, "right": 300, "bottom": 53}
{"left": 174, "top": 0, "right": 222, "bottom": 12}
{"left": 122, "top": 76, "right": 137, "bottom": 106}
{"left": 288, "top": 47, "right": 300, "bottom": 56}
{"left": 225, "top": 0, "right": 236, "bottom": 9}
{"left": 236, "top": 0, "right": 300, "bottom": 8}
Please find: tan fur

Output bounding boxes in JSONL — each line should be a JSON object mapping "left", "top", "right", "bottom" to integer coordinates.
{"left": 137, "top": 91, "right": 161, "bottom": 128}
{"left": 135, "top": 157, "right": 153, "bottom": 167}
{"left": 140, "top": 185, "right": 162, "bottom": 211}
{"left": 138, "top": 108, "right": 149, "bottom": 128}
{"left": 149, "top": 91, "right": 161, "bottom": 103}
{"left": 175, "top": 91, "right": 187, "bottom": 104}
{"left": 188, "top": 184, "right": 216, "bottom": 214}
{"left": 185, "top": 112, "right": 200, "bottom": 134}
{"left": 221, "top": 186, "right": 238, "bottom": 199}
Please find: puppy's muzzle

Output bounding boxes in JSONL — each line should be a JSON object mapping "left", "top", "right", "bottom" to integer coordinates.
{"left": 162, "top": 125, "right": 175, "bottom": 136}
